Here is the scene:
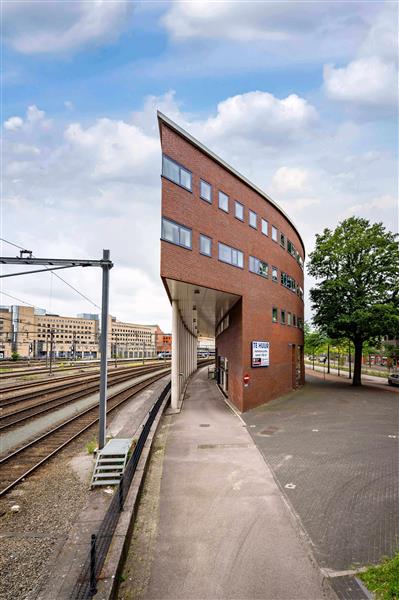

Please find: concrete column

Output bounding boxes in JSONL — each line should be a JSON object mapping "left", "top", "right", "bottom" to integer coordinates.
{"left": 178, "top": 316, "right": 182, "bottom": 398}
{"left": 188, "top": 331, "right": 193, "bottom": 375}
{"left": 194, "top": 336, "right": 198, "bottom": 370}
{"left": 171, "top": 300, "right": 180, "bottom": 410}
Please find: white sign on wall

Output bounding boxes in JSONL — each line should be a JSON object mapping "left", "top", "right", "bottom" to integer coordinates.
{"left": 251, "top": 341, "right": 270, "bottom": 368}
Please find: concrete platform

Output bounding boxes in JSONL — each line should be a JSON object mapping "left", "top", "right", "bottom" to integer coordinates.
{"left": 244, "top": 372, "right": 399, "bottom": 572}
{"left": 127, "top": 367, "right": 331, "bottom": 600}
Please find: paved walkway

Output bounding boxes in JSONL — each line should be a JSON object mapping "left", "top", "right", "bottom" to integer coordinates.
{"left": 130, "top": 368, "right": 329, "bottom": 600}
{"left": 244, "top": 372, "right": 399, "bottom": 573}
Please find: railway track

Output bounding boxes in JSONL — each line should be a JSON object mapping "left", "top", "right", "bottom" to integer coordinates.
{"left": 0, "top": 370, "right": 170, "bottom": 498}
{"left": 0, "top": 363, "right": 170, "bottom": 406}
{"left": 0, "top": 358, "right": 162, "bottom": 379}
{"left": 0, "top": 365, "right": 169, "bottom": 431}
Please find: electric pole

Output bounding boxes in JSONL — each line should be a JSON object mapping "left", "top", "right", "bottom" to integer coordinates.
{"left": 49, "top": 329, "right": 55, "bottom": 375}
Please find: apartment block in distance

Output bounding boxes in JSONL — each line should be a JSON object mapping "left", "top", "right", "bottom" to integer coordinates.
{"left": 1, "top": 305, "right": 165, "bottom": 360}
{"left": 159, "top": 111, "right": 305, "bottom": 411}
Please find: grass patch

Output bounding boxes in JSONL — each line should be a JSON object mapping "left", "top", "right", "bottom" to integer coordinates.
{"left": 359, "top": 553, "right": 399, "bottom": 599}
{"left": 86, "top": 440, "right": 98, "bottom": 455}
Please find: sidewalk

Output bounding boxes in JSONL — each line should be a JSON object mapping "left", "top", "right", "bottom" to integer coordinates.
{"left": 122, "top": 367, "right": 331, "bottom": 600}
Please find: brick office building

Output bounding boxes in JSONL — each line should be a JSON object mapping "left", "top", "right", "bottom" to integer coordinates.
{"left": 159, "top": 112, "right": 305, "bottom": 412}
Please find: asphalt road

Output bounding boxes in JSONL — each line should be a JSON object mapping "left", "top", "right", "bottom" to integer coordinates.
{"left": 243, "top": 372, "right": 399, "bottom": 573}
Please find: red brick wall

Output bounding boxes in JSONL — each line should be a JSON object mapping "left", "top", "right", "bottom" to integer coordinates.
{"left": 160, "top": 121, "right": 305, "bottom": 411}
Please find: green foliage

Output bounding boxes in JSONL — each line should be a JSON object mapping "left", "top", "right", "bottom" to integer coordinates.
{"left": 86, "top": 440, "right": 97, "bottom": 455}
{"left": 308, "top": 218, "right": 399, "bottom": 384}
{"left": 308, "top": 218, "right": 399, "bottom": 342}
{"left": 11, "top": 351, "right": 20, "bottom": 361}
{"left": 359, "top": 553, "right": 399, "bottom": 599}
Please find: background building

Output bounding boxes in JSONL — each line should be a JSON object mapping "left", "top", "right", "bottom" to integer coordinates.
{"left": 1, "top": 305, "right": 167, "bottom": 360}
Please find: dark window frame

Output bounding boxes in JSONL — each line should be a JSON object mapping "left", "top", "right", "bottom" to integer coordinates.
{"left": 161, "top": 216, "right": 192, "bottom": 250}
{"left": 272, "top": 307, "right": 278, "bottom": 323}
{"left": 199, "top": 233, "right": 212, "bottom": 257}
{"left": 218, "top": 241, "right": 244, "bottom": 269}
{"left": 249, "top": 210, "right": 257, "bottom": 229}
{"left": 249, "top": 255, "right": 269, "bottom": 279}
{"left": 162, "top": 154, "right": 193, "bottom": 192}
{"left": 200, "top": 179, "right": 212, "bottom": 204}
{"left": 234, "top": 200, "right": 244, "bottom": 222}
{"left": 218, "top": 190, "right": 229, "bottom": 213}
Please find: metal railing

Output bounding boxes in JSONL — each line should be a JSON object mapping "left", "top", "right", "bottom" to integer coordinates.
{"left": 70, "top": 381, "right": 171, "bottom": 599}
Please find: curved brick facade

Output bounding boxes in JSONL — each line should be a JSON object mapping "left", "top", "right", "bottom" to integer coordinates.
{"left": 159, "top": 113, "right": 305, "bottom": 411}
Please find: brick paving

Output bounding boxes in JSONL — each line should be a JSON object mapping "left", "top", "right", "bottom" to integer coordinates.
{"left": 243, "top": 372, "right": 399, "bottom": 572}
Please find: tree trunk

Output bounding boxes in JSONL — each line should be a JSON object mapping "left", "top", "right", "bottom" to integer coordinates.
{"left": 352, "top": 339, "right": 363, "bottom": 386}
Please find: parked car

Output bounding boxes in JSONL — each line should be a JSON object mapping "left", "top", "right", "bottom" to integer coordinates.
{"left": 388, "top": 373, "right": 399, "bottom": 386}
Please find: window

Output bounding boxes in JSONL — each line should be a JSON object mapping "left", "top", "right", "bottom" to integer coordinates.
{"left": 272, "top": 226, "right": 278, "bottom": 242}
{"left": 272, "top": 307, "right": 278, "bottom": 323}
{"left": 218, "top": 242, "right": 243, "bottom": 268}
{"left": 249, "top": 256, "right": 268, "bottom": 278}
{"left": 293, "top": 314, "right": 297, "bottom": 327}
{"left": 162, "top": 155, "right": 192, "bottom": 191}
{"left": 200, "top": 180, "right": 212, "bottom": 203}
{"left": 200, "top": 234, "right": 212, "bottom": 256}
{"left": 272, "top": 266, "right": 278, "bottom": 282}
{"left": 261, "top": 218, "right": 268, "bottom": 236}
{"left": 281, "top": 310, "right": 286, "bottom": 325}
{"left": 249, "top": 210, "right": 257, "bottom": 229}
{"left": 287, "top": 312, "right": 292, "bottom": 326}
{"left": 235, "top": 201, "right": 244, "bottom": 221}
{"left": 161, "top": 217, "right": 192, "bottom": 249}
{"left": 287, "top": 240, "right": 294, "bottom": 255}
{"left": 280, "top": 232, "right": 286, "bottom": 248}
{"left": 218, "top": 191, "right": 229, "bottom": 212}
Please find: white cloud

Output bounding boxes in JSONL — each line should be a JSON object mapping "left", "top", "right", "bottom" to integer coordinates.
{"left": 3, "top": 105, "right": 52, "bottom": 133}
{"left": 3, "top": 0, "right": 133, "bottom": 54}
{"left": 324, "top": 56, "right": 397, "bottom": 109}
{"left": 4, "top": 116, "right": 23, "bottom": 131}
{"left": 322, "top": 2, "right": 398, "bottom": 113}
{"left": 271, "top": 167, "right": 310, "bottom": 194}
{"left": 162, "top": 1, "right": 372, "bottom": 44}
{"left": 191, "top": 91, "right": 318, "bottom": 152}
{"left": 65, "top": 119, "right": 158, "bottom": 182}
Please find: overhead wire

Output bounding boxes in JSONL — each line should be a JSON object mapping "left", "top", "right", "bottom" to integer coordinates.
{"left": 0, "top": 237, "right": 101, "bottom": 310}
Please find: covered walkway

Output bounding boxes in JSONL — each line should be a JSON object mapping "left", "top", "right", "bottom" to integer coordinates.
{"left": 120, "top": 367, "right": 328, "bottom": 600}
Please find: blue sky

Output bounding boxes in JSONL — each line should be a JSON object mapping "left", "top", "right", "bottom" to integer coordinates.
{"left": 1, "top": 1, "right": 398, "bottom": 330}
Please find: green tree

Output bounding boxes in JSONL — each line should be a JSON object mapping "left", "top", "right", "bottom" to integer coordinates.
{"left": 308, "top": 217, "right": 399, "bottom": 386}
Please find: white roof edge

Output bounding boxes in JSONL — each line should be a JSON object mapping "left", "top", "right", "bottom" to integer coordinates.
{"left": 157, "top": 110, "right": 305, "bottom": 257}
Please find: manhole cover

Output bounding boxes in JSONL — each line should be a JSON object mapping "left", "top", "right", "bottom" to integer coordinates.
{"left": 199, "top": 424, "right": 210, "bottom": 427}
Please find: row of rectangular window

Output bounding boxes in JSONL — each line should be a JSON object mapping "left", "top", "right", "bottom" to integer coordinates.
{"left": 272, "top": 307, "right": 303, "bottom": 328}
{"left": 162, "top": 154, "right": 303, "bottom": 269}
{"left": 161, "top": 218, "right": 303, "bottom": 299}
{"left": 216, "top": 315, "right": 229, "bottom": 336}
{"left": 281, "top": 271, "right": 304, "bottom": 299}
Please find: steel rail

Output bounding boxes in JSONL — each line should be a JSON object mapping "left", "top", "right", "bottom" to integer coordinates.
{"left": 0, "top": 365, "right": 168, "bottom": 431}
{"left": 0, "top": 359, "right": 165, "bottom": 380}
{"left": 0, "top": 370, "right": 170, "bottom": 498}
{"left": 0, "top": 363, "right": 169, "bottom": 406}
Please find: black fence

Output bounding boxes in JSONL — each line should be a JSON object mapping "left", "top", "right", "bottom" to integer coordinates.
{"left": 70, "top": 381, "right": 171, "bottom": 599}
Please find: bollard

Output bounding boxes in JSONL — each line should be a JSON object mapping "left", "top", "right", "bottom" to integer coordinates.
{"left": 119, "top": 475, "right": 124, "bottom": 512}
{"left": 90, "top": 534, "right": 97, "bottom": 595}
